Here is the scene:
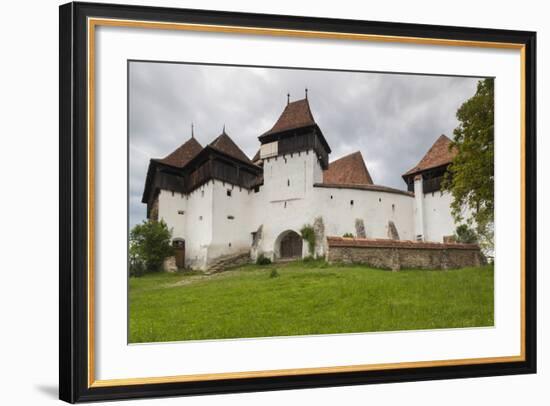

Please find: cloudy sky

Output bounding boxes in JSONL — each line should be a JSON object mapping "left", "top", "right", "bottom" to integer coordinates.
{"left": 129, "top": 61, "right": 483, "bottom": 229}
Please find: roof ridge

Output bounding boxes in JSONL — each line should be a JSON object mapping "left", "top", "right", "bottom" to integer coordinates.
{"left": 261, "top": 97, "right": 317, "bottom": 137}
{"left": 403, "top": 134, "right": 456, "bottom": 177}
{"left": 330, "top": 150, "right": 362, "bottom": 164}
{"left": 209, "top": 131, "right": 252, "bottom": 164}
{"left": 155, "top": 136, "right": 203, "bottom": 168}
{"left": 323, "top": 150, "right": 373, "bottom": 185}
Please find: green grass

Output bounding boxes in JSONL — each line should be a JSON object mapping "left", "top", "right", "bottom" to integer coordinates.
{"left": 129, "top": 260, "right": 494, "bottom": 343}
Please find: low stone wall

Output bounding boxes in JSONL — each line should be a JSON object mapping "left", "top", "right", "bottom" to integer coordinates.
{"left": 327, "top": 237, "right": 482, "bottom": 271}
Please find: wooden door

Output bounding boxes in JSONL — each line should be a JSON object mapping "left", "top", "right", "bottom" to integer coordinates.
{"left": 280, "top": 232, "right": 302, "bottom": 259}
{"left": 173, "top": 239, "right": 185, "bottom": 268}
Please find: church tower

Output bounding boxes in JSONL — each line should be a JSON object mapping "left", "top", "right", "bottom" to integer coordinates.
{"left": 257, "top": 92, "right": 331, "bottom": 168}
{"left": 257, "top": 92, "right": 332, "bottom": 201}
{"left": 402, "top": 134, "right": 458, "bottom": 242}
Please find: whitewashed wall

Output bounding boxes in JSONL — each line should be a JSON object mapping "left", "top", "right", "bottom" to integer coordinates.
{"left": 256, "top": 152, "right": 416, "bottom": 259}
{"left": 314, "top": 187, "right": 416, "bottom": 242}
{"left": 158, "top": 182, "right": 215, "bottom": 269}
{"left": 184, "top": 183, "right": 215, "bottom": 269}
{"left": 422, "top": 190, "right": 457, "bottom": 242}
{"left": 157, "top": 189, "right": 187, "bottom": 239}
{"left": 208, "top": 180, "right": 259, "bottom": 262}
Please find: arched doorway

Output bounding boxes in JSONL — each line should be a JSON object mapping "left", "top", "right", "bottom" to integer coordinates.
{"left": 275, "top": 230, "right": 303, "bottom": 260}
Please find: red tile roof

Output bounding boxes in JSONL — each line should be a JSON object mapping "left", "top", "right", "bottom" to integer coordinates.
{"left": 154, "top": 137, "right": 203, "bottom": 168}
{"left": 403, "top": 134, "right": 457, "bottom": 177}
{"left": 326, "top": 236, "right": 479, "bottom": 250}
{"left": 323, "top": 151, "right": 373, "bottom": 185}
{"left": 209, "top": 131, "right": 253, "bottom": 165}
{"left": 261, "top": 98, "right": 316, "bottom": 136}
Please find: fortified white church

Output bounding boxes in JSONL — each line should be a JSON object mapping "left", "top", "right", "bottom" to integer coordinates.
{"left": 142, "top": 93, "right": 466, "bottom": 270}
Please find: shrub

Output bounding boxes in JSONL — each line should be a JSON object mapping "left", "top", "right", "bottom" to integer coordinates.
{"left": 269, "top": 269, "right": 280, "bottom": 278}
{"left": 302, "top": 255, "right": 314, "bottom": 262}
{"left": 130, "top": 220, "right": 174, "bottom": 273}
{"left": 129, "top": 257, "right": 146, "bottom": 277}
{"left": 300, "top": 224, "right": 316, "bottom": 256}
{"left": 256, "top": 254, "right": 272, "bottom": 266}
{"left": 342, "top": 232, "right": 354, "bottom": 238}
{"left": 454, "top": 224, "right": 478, "bottom": 244}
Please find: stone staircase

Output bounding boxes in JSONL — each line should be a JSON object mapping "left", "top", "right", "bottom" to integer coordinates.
{"left": 205, "top": 251, "right": 251, "bottom": 274}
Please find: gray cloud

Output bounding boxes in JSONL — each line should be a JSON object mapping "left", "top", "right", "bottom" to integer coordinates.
{"left": 129, "top": 61, "right": 482, "bottom": 229}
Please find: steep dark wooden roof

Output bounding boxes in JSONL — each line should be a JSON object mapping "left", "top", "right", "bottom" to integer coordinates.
{"left": 153, "top": 137, "right": 203, "bottom": 168}
{"left": 403, "top": 135, "right": 457, "bottom": 177}
{"left": 261, "top": 98, "right": 316, "bottom": 137}
{"left": 208, "top": 131, "right": 253, "bottom": 165}
{"left": 323, "top": 151, "right": 373, "bottom": 185}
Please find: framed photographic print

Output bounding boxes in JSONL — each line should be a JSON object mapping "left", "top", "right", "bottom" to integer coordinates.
{"left": 59, "top": 2, "right": 537, "bottom": 403}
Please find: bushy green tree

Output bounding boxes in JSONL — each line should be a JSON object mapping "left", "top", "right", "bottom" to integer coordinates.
{"left": 444, "top": 78, "right": 494, "bottom": 248}
{"left": 130, "top": 220, "right": 174, "bottom": 273}
{"left": 454, "top": 224, "right": 478, "bottom": 244}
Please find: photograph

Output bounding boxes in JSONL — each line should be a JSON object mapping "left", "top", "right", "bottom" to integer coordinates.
{"left": 54, "top": 1, "right": 537, "bottom": 402}
{"left": 128, "top": 62, "right": 495, "bottom": 344}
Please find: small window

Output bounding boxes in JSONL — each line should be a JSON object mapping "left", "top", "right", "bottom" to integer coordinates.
{"left": 379, "top": 198, "right": 382, "bottom": 202}
{"left": 350, "top": 200, "right": 354, "bottom": 206}
{"left": 177, "top": 210, "right": 184, "bottom": 215}
{"left": 199, "top": 216, "right": 203, "bottom": 221}
{"left": 201, "top": 190, "right": 204, "bottom": 197}
{"left": 284, "top": 202, "right": 287, "bottom": 208}
{"left": 287, "top": 179, "right": 290, "bottom": 187}
{"left": 227, "top": 215, "right": 235, "bottom": 220}
{"left": 392, "top": 204, "right": 395, "bottom": 212}
{"left": 330, "top": 195, "right": 333, "bottom": 200}
{"left": 227, "top": 189, "right": 232, "bottom": 197}
{"left": 171, "top": 191, "right": 174, "bottom": 197}
{"left": 254, "top": 186, "right": 260, "bottom": 193}
{"left": 228, "top": 242, "right": 232, "bottom": 247}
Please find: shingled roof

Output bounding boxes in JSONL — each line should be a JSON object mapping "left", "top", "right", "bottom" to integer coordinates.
{"left": 209, "top": 130, "right": 253, "bottom": 165}
{"left": 261, "top": 98, "right": 316, "bottom": 137}
{"left": 323, "top": 151, "right": 374, "bottom": 185}
{"left": 403, "top": 135, "right": 457, "bottom": 177}
{"left": 154, "top": 137, "right": 203, "bottom": 168}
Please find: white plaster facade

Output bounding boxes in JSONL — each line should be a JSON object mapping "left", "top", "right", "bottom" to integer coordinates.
{"left": 154, "top": 148, "right": 461, "bottom": 270}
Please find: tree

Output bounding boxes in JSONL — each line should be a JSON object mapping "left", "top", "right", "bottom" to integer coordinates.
{"left": 454, "top": 224, "right": 478, "bottom": 244}
{"left": 130, "top": 220, "right": 174, "bottom": 273}
{"left": 444, "top": 78, "right": 494, "bottom": 248}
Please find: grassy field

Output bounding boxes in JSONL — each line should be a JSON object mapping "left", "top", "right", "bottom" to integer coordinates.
{"left": 129, "top": 260, "right": 494, "bottom": 343}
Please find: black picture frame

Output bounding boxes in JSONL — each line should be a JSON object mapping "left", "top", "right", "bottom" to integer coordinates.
{"left": 59, "top": 1, "right": 537, "bottom": 403}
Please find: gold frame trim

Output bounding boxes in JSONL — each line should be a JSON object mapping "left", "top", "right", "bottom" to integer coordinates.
{"left": 87, "top": 17, "right": 527, "bottom": 388}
